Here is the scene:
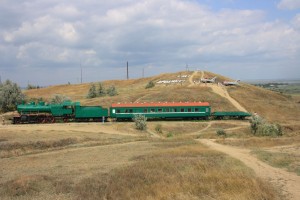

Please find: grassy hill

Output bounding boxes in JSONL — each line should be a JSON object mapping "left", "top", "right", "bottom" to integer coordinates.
{"left": 24, "top": 71, "right": 300, "bottom": 124}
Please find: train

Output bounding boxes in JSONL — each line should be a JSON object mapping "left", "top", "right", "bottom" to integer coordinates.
{"left": 12, "top": 100, "right": 251, "bottom": 124}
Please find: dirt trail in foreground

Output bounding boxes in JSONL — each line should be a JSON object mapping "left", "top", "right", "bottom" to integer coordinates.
{"left": 201, "top": 71, "right": 248, "bottom": 112}
{"left": 198, "top": 139, "right": 300, "bottom": 200}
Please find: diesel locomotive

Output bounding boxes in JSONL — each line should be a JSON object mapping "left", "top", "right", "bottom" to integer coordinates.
{"left": 12, "top": 100, "right": 251, "bottom": 124}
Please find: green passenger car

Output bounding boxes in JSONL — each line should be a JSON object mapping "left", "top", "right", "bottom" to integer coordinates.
{"left": 110, "top": 102, "right": 211, "bottom": 120}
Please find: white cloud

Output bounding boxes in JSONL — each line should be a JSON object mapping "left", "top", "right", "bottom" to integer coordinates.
{"left": 57, "top": 23, "right": 78, "bottom": 42}
{"left": 277, "top": 0, "right": 300, "bottom": 10}
{"left": 0, "top": 0, "right": 300, "bottom": 85}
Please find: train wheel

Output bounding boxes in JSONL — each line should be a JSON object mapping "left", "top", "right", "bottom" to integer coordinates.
{"left": 50, "top": 117, "right": 55, "bottom": 123}
{"left": 63, "top": 118, "right": 68, "bottom": 123}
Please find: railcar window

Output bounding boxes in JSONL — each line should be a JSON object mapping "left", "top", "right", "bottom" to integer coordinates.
{"left": 188, "top": 108, "right": 192, "bottom": 112}
{"left": 206, "top": 108, "right": 209, "bottom": 112}
{"left": 129, "top": 109, "right": 133, "bottom": 113}
{"left": 181, "top": 108, "right": 185, "bottom": 112}
{"left": 195, "top": 108, "right": 199, "bottom": 112}
{"left": 150, "top": 108, "right": 155, "bottom": 112}
{"left": 125, "top": 109, "right": 128, "bottom": 113}
{"left": 158, "top": 108, "right": 162, "bottom": 112}
{"left": 116, "top": 109, "right": 120, "bottom": 113}
{"left": 143, "top": 109, "right": 148, "bottom": 113}
{"left": 165, "top": 108, "right": 170, "bottom": 112}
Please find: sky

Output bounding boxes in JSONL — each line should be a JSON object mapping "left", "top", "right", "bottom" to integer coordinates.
{"left": 0, "top": 0, "right": 300, "bottom": 86}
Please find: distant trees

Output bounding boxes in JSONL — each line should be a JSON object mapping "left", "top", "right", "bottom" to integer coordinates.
{"left": 27, "top": 84, "right": 40, "bottom": 90}
{"left": 87, "top": 83, "right": 118, "bottom": 98}
{"left": 0, "top": 80, "right": 25, "bottom": 112}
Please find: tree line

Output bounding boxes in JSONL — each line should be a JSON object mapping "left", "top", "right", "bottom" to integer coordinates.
{"left": 87, "top": 83, "right": 118, "bottom": 98}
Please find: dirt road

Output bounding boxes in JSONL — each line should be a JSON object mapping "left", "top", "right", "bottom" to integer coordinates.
{"left": 201, "top": 71, "right": 248, "bottom": 112}
{"left": 198, "top": 139, "right": 300, "bottom": 200}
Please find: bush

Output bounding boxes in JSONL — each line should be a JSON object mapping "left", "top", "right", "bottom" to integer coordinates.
{"left": 167, "top": 132, "right": 173, "bottom": 138}
{"left": 249, "top": 114, "right": 283, "bottom": 137}
{"left": 145, "top": 81, "right": 155, "bottom": 89}
{"left": 155, "top": 124, "right": 163, "bottom": 134}
{"left": 257, "top": 123, "right": 283, "bottom": 137}
{"left": 87, "top": 84, "right": 97, "bottom": 99}
{"left": 107, "top": 85, "right": 118, "bottom": 96}
{"left": 249, "top": 114, "right": 263, "bottom": 135}
{"left": 97, "top": 83, "right": 106, "bottom": 97}
{"left": 51, "top": 94, "right": 70, "bottom": 104}
{"left": 216, "top": 129, "right": 227, "bottom": 137}
{"left": 0, "top": 80, "right": 25, "bottom": 112}
{"left": 133, "top": 114, "right": 147, "bottom": 131}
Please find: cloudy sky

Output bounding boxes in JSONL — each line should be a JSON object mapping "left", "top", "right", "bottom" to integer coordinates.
{"left": 1, "top": 0, "right": 300, "bottom": 86}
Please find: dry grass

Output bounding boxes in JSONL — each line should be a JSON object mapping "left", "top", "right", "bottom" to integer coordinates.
{"left": 0, "top": 123, "right": 281, "bottom": 200}
{"left": 215, "top": 135, "right": 300, "bottom": 148}
{"left": 74, "top": 143, "right": 279, "bottom": 200}
{"left": 228, "top": 84, "right": 300, "bottom": 123}
{"left": 147, "top": 121, "right": 209, "bottom": 137}
{"left": 252, "top": 149, "right": 300, "bottom": 175}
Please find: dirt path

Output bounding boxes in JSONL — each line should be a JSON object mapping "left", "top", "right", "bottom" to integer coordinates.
{"left": 188, "top": 71, "right": 198, "bottom": 86}
{"left": 198, "top": 139, "right": 300, "bottom": 200}
{"left": 201, "top": 71, "right": 248, "bottom": 112}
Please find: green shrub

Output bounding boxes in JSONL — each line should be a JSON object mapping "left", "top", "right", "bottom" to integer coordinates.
{"left": 87, "top": 84, "right": 97, "bottom": 99}
{"left": 107, "top": 85, "right": 118, "bottom": 96}
{"left": 167, "top": 133, "right": 173, "bottom": 138}
{"left": 97, "top": 82, "right": 106, "bottom": 97}
{"left": 257, "top": 123, "right": 283, "bottom": 137}
{"left": 249, "top": 114, "right": 283, "bottom": 137}
{"left": 51, "top": 94, "right": 70, "bottom": 104}
{"left": 155, "top": 124, "right": 163, "bottom": 134}
{"left": 133, "top": 114, "right": 147, "bottom": 131}
{"left": 216, "top": 129, "right": 227, "bottom": 137}
{"left": 145, "top": 81, "right": 155, "bottom": 89}
{"left": 249, "top": 114, "right": 263, "bottom": 135}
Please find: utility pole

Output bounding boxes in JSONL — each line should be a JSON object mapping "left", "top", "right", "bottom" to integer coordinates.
{"left": 127, "top": 61, "right": 129, "bottom": 80}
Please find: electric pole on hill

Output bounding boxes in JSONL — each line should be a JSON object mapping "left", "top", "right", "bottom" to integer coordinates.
{"left": 127, "top": 61, "right": 129, "bottom": 80}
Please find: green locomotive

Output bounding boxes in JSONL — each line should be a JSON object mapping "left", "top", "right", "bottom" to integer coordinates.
{"left": 13, "top": 101, "right": 108, "bottom": 124}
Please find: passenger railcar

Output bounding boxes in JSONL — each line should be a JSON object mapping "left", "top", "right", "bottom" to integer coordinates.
{"left": 110, "top": 102, "right": 211, "bottom": 120}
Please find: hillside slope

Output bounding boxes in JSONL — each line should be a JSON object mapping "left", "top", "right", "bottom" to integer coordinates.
{"left": 24, "top": 71, "right": 300, "bottom": 124}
